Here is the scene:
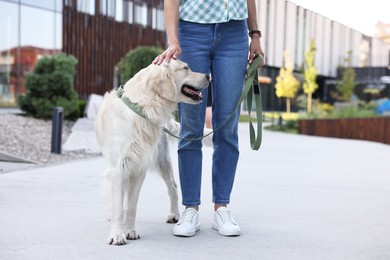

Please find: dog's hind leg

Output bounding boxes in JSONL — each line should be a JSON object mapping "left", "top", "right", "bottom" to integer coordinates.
{"left": 123, "top": 172, "right": 146, "bottom": 240}
{"left": 157, "top": 135, "right": 180, "bottom": 223}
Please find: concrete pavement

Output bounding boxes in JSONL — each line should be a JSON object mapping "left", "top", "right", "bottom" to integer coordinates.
{"left": 0, "top": 122, "right": 390, "bottom": 260}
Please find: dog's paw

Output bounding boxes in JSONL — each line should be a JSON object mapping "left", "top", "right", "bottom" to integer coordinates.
{"left": 126, "top": 229, "right": 141, "bottom": 240}
{"left": 166, "top": 213, "right": 179, "bottom": 223}
{"left": 107, "top": 233, "right": 127, "bottom": 246}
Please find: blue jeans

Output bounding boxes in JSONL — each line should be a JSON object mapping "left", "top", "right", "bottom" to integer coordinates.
{"left": 178, "top": 19, "right": 249, "bottom": 206}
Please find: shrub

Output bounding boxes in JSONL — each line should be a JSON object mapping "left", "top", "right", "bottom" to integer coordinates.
{"left": 327, "top": 105, "right": 376, "bottom": 119}
{"left": 117, "top": 46, "right": 164, "bottom": 84}
{"left": 18, "top": 53, "right": 79, "bottom": 120}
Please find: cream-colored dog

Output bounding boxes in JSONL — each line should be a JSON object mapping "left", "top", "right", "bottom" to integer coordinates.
{"left": 94, "top": 59, "right": 210, "bottom": 245}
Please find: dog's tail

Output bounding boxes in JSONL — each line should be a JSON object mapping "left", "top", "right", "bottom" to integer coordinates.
{"left": 165, "top": 119, "right": 213, "bottom": 147}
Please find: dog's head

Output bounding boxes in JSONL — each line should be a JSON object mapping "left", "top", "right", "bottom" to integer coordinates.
{"left": 123, "top": 59, "right": 210, "bottom": 113}
{"left": 159, "top": 59, "right": 210, "bottom": 104}
{"left": 132, "top": 59, "right": 208, "bottom": 105}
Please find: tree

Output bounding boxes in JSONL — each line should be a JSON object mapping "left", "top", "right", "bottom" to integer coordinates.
{"left": 336, "top": 51, "right": 357, "bottom": 102}
{"left": 303, "top": 39, "right": 318, "bottom": 113}
{"left": 275, "top": 51, "right": 300, "bottom": 113}
{"left": 18, "top": 53, "right": 79, "bottom": 119}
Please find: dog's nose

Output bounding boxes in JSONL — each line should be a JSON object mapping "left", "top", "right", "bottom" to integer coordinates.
{"left": 206, "top": 74, "right": 211, "bottom": 81}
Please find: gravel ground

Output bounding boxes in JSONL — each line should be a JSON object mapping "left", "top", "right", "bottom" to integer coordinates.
{"left": 0, "top": 114, "right": 99, "bottom": 165}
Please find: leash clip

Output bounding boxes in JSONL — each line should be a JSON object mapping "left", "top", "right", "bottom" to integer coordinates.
{"left": 116, "top": 85, "right": 124, "bottom": 98}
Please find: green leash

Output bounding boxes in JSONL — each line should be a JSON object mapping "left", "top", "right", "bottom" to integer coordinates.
{"left": 244, "top": 54, "right": 263, "bottom": 150}
{"left": 117, "top": 55, "right": 264, "bottom": 150}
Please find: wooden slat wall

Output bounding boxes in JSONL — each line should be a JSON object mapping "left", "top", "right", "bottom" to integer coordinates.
{"left": 62, "top": 1, "right": 165, "bottom": 99}
{"left": 298, "top": 118, "right": 390, "bottom": 145}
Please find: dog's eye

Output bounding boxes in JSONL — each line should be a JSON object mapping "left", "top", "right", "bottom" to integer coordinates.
{"left": 183, "top": 66, "right": 189, "bottom": 70}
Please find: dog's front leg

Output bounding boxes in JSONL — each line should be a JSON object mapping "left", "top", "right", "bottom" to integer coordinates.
{"left": 123, "top": 172, "right": 146, "bottom": 240}
{"left": 107, "top": 171, "right": 127, "bottom": 245}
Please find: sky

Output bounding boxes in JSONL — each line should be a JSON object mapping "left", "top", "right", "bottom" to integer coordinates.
{"left": 288, "top": 0, "right": 390, "bottom": 36}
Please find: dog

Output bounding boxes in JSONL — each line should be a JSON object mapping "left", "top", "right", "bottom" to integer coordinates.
{"left": 94, "top": 59, "right": 211, "bottom": 245}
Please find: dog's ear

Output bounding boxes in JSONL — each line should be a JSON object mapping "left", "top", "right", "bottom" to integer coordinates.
{"left": 149, "top": 67, "right": 177, "bottom": 101}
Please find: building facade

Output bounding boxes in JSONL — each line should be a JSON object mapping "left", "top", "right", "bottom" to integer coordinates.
{"left": 256, "top": 0, "right": 390, "bottom": 110}
{"left": 376, "top": 21, "right": 390, "bottom": 44}
{"left": 1, "top": 0, "right": 389, "bottom": 109}
{"left": 0, "top": 0, "right": 164, "bottom": 106}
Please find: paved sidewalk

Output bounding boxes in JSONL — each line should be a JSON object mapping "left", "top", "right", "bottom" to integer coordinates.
{"left": 0, "top": 123, "right": 389, "bottom": 260}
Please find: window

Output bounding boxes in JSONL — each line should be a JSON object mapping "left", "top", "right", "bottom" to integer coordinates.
{"left": 0, "top": 2, "right": 18, "bottom": 53}
{"left": 101, "top": 0, "right": 116, "bottom": 18}
{"left": 55, "top": 13, "right": 62, "bottom": 50}
{"left": 115, "top": 0, "right": 123, "bottom": 21}
{"left": 152, "top": 8, "right": 164, "bottom": 31}
{"left": 21, "top": 0, "right": 54, "bottom": 10}
{"left": 64, "top": 0, "right": 75, "bottom": 8}
{"left": 21, "top": 6, "right": 56, "bottom": 49}
{"left": 100, "top": 0, "right": 107, "bottom": 15}
{"left": 0, "top": 1, "right": 19, "bottom": 106}
{"left": 55, "top": 0, "right": 63, "bottom": 12}
{"left": 77, "top": 0, "right": 95, "bottom": 15}
{"left": 124, "top": 1, "right": 134, "bottom": 24}
{"left": 134, "top": 3, "right": 147, "bottom": 27}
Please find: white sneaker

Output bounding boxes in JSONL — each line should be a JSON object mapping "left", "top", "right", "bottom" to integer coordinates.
{"left": 173, "top": 208, "right": 200, "bottom": 237}
{"left": 212, "top": 207, "right": 241, "bottom": 236}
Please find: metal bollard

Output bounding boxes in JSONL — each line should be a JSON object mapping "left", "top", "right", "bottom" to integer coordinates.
{"left": 51, "top": 107, "right": 64, "bottom": 154}
{"left": 278, "top": 115, "right": 283, "bottom": 129}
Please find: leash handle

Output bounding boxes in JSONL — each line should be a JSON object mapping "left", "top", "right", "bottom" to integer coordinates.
{"left": 242, "top": 54, "right": 264, "bottom": 150}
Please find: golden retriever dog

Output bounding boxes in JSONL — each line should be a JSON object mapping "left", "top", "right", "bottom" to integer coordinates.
{"left": 94, "top": 59, "right": 210, "bottom": 245}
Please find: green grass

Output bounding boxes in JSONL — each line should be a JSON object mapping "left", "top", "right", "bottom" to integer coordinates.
{"left": 239, "top": 114, "right": 258, "bottom": 122}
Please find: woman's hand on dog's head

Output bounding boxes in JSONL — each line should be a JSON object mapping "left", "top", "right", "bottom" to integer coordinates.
{"left": 153, "top": 41, "right": 182, "bottom": 65}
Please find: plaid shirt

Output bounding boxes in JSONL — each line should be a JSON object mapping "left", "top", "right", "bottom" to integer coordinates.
{"left": 179, "top": 0, "right": 248, "bottom": 24}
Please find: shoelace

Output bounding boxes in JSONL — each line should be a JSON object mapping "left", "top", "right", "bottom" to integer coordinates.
{"left": 178, "top": 209, "right": 196, "bottom": 225}
{"left": 217, "top": 210, "right": 237, "bottom": 225}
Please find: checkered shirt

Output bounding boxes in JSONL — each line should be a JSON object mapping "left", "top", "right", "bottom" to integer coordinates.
{"left": 179, "top": 0, "right": 248, "bottom": 24}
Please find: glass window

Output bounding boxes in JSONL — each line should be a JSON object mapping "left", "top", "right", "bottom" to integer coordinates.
{"left": 115, "top": 0, "right": 123, "bottom": 21}
{"left": 19, "top": 6, "right": 60, "bottom": 102}
{"left": 21, "top": 0, "right": 55, "bottom": 10}
{"left": 101, "top": 0, "right": 118, "bottom": 18}
{"left": 21, "top": 6, "right": 56, "bottom": 50}
{"left": 0, "top": 2, "right": 18, "bottom": 53}
{"left": 156, "top": 9, "right": 164, "bottom": 31}
{"left": 0, "top": 1, "right": 19, "bottom": 106}
{"left": 107, "top": 0, "right": 115, "bottom": 17}
{"left": 152, "top": 8, "right": 157, "bottom": 29}
{"left": 152, "top": 8, "right": 164, "bottom": 31}
{"left": 100, "top": 0, "right": 107, "bottom": 15}
{"left": 55, "top": 13, "right": 62, "bottom": 51}
{"left": 64, "top": 0, "right": 75, "bottom": 8}
{"left": 134, "top": 3, "right": 147, "bottom": 27}
{"left": 55, "top": 0, "right": 63, "bottom": 12}
{"left": 77, "top": 0, "right": 95, "bottom": 15}
{"left": 125, "top": 1, "right": 134, "bottom": 24}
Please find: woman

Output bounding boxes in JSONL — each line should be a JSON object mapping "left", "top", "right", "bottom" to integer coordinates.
{"left": 153, "top": 0, "right": 264, "bottom": 237}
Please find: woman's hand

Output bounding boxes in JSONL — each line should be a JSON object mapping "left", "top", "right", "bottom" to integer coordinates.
{"left": 153, "top": 0, "right": 181, "bottom": 65}
{"left": 248, "top": 35, "right": 264, "bottom": 68}
{"left": 153, "top": 40, "right": 182, "bottom": 65}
